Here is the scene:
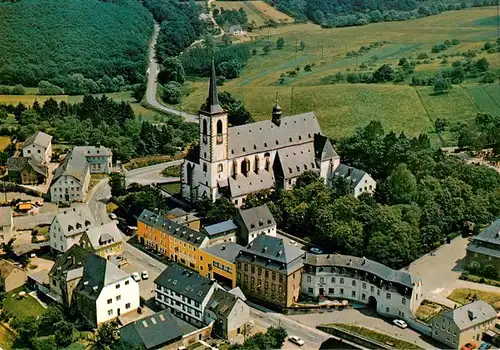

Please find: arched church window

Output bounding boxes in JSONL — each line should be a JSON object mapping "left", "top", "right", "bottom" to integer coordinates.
{"left": 202, "top": 120, "right": 208, "bottom": 144}
{"left": 241, "top": 158, "right": 250, "bottom": 177}
{"left": 216, "top": 120, "right": 223, "bottom": 144}
{"left": 203, "top": 163, "right": 207, "bottom": 172}
{"left": 217, "top": 164, "right": 223, "bottom": 173}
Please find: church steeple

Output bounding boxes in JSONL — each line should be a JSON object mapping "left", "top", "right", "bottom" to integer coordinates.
{"left": 272, "top": 92, "right": 282, "bottom": 126}
{"left": 201, "top": 59, "right": 224, "bottom": 115}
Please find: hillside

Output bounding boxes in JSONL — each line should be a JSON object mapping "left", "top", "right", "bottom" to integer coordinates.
{"left": 0, "top": 0, "right": 153, "bottom": 90}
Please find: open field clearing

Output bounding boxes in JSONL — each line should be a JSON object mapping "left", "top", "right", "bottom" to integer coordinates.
{"left": 215, "top": 1, "right": 292, "bottom": 26}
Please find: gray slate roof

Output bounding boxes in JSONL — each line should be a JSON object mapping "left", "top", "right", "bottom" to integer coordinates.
{"left": 473, "top": 218, "right": 500, "bottom": 246}
{"left": 84, "top": 221, "right": 122, "bottom": 250}
{"left": 440, "top": 300, "right": 497, "bottom": 330}
{"left": 53, "top": 148, "right": 89, "bottom": 184}
{"left": 120, "top": 310, "right": 184, "bottom": 349}
{"left": 304, "top": 254, "right": 420, "bottom": 289}
{"left": 0, "top": 207, "right": 12, "bottom": 227}
{"left": 202, "top": 243, "right": 243, "bottom": 264}
{"left": 276, "top": 142, "right": 318, "bottom": 179}
{"left": 53, "top": 205, "right": 95, "bottom": 238}
{"left": 332, "top": 164, "right": 370, "bottom": 188}
{"left": 154, "top": 264, "right": 215, "bottom": 303}
{"left": 7, "top": 157, "right": 48, "bottom": 176}
{"left": 73, "top": 145, "right": 112, "bottom": 157}
{"left": 203, "top": 219, "right": 238, "bottom": 236}
{"left": 75, "top": 253, "right": 129, "bottom": 301}
{"left": 22, "top": 131, "right": 52, "bottom": 149}
{"left": 237, "top": 235, "right": 304, "bottom": 274}
{"left": 206, "top": 288, "right": 239, "bottom": 318}
{"left": 227, "top": 112, "right": 322, "bottom": 159}
{"left": 138, "top": 209, "right": 208, "bottom": 248}
{"left": 228, "top": 169, "right": 275, "bottom": 197}
{"left": 238, "top": 204, "right": 276, "bottom": 232}
{"left": 314, "top": 134, "right": 338, "bottom": 161}
{"left": 49, "top": 244, "right": 91, "bottom": 281}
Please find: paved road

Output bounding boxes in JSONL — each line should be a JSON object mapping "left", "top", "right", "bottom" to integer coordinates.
{"left": 145, "top": 23, "right": 198, "bottom": 123}
{"left": 87, "top": 178, "right": 112, "bottom": 225}
{"left": 124, "top": 160, "right": 182, "bottom": 186}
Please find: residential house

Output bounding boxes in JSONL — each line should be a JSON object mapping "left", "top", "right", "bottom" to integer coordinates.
{"left": 49, "top": 205, "right": 95, "bottom": 252}
{"left": 465, "top": 218, "right": 500, "bottom": 279}
{"left": 72, "top": 253, "right": 139, "bottom": 327}
{"left": 431, "top": 300, "right": 497, "bottom": 349}
{"left": 234, "top": 204, "right": 276, "bottom": 244}
{"left": 235, "top": 234, "right": 304, "bottom": 309}
{"left": 202, "top": 219, "right": 238, "bottom": 246}
{"left": 73, "top": 145, "right": 113, "bottom": 174}
{"left": 181, "top": 62, "right": 341, "bottom": 207}
{"left": 154, "top": 264, "right": 219, "bottom": 327}
{"left": 50, "top": 149, "right": 90, "bottom": 204}
{"left": 330, "top": 164, "right": 377, "bottom": 197}
{"left": 301, "top": 254, "right": 423, "bottom": 322}
{"left": 137, "top": 209, "right": 209, "bottom": 269}
{"left": 0, "top": 207, "right": 13, "bottom": 244}
{"left": 120, "top": 309, "right": 213, "bottom": 350}
{"left": 79, "top": 221, "right": 123, "bottom": 263}
{"left": 7, "top": 157, "right": 48, "bottom": 185}
{"left": 200, "top": 243, "right": 243, "bottom": 288}
{"left": 166, "top": 208, "right": 201, "bottom": 231}
{"left": 22, "top": 131, "right": 52, "bottom": 164}
{"left": 0, "top": 259, "right": 26, "bottom": 292}
{"left": 229, "top": 25, "right": 246, "bottom": 36}
{"left": 48, "top": 245, "right": 139, "bottom": 326}
{"left": 204, "top": 288, "right": 250, "bottom": 341}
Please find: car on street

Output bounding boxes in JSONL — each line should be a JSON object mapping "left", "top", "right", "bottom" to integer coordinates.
{"left": 109, "top": 213, "right": 117, "bottom": 220}
{"left": 288, "top": 336, "right": 305, "bottom": 346}
{"left": 461, "top": 343, "right": 477, "bottom": 350}
{"left": 132, "top": 272, "right": 141, "bottom": 282}
{"left": 141, "top": 271, "right": 149, "bottom": 280}
{"left": 290, "top": 240, "right": 297, "bottom": 246}
{"left": 478, "top": 343, "right": 491, "bottom": 350}
{"left": 393, "top": 319, "right": 408, "bottom": 329}
{"left": 309, "top": 247, "right": 323, "bottom": 254}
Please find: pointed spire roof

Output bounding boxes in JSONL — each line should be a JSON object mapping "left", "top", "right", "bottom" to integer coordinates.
{"left": 201, "top": 59, "right": 224, "bottom": 115}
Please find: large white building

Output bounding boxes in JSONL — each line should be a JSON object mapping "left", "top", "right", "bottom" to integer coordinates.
{"left": 22, "top": 131, "right": 52, "bottom": 164}
{"left": 73, "top": 145, "right": 113, "bottom": 174}
{"left": 331, "top": 164, "right": 377, "bottom": 198}
{"left": 301, "top": 254, "right": 423, "bottom": 322}
{"left": 50, "top": 149, "right": 90, "bottom": 204}
{"left": 49, "top": 205, "right": 95, "bottom": 252}
{"left": 181, "top": 62, "right": 375, "bottom": 207}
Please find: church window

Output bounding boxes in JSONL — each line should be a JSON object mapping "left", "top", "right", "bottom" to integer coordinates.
{"left": 264, "top": 153, "right": 270, "bottom": 171}
{"left": 203, "top": 163, "right": 207, "bottom": 172}
{"left": 254, "top": 156, "right": 260, "bottom": 173}
{"left": 217, "top": 164, "right": 223, "bottom": 172}
{"left": 241, "top": 159, "right": 250, "bottom": 177}
{"left": 202, "top": 120, "right": 208, "bottom": 135}
{"left": 217, "top": 120, "right": 223, "bottom": 134}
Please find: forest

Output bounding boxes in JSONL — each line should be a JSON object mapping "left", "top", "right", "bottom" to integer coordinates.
{"left": 0, "top": 96, "right": 198, "bottom": 162}
{"left": 267, "top": 0, "right": 498, "bottom": 27}
{"left": 0, "top": 0, "right": 153, "bottom": 92}
{"left": 224, "top": 120, "right": 500, "bottom": 270}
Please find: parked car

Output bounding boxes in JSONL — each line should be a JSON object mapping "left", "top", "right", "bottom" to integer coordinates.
{"left": 393, "top": 319, "right": 408, "bottom": 329}
{"left": 461, "top": 343, "right": 477, "bottom": 350}
{"left": 309, "top": 247, "right": 323, "bottom": 254}
{"left": 478, "top": 343, "right": 491, "bottom": 350}
{"left": 288, "top": 336, "right": 305, "bottom": 346}
{"left": 132, "top": 272, "right": 141, "bottom": 282}
{"left": 290, "top": 240, "right": 297, "bottom": 246}
{"left": 109, "top": 213, "right": 117, "bottom": 220}
{"left": 141, "top": 271, "right": 149, "bottom": 280}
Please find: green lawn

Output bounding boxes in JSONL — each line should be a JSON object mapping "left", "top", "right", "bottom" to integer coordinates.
{"left": 329, "top": 323, "right": 423, "bottom": 350}
{"left": 3, "top": 286, "right": 45, "bottom": 320}
{"left": 162, "top": 165, "right": 181, "bottom": 177}
{"left": 160, "top": 182, "right": 181, "bottom": 195}
{"left": 448, "top": 288, "right": 500, "bottom": 310}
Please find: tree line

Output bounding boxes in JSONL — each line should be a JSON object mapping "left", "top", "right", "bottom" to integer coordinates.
{"left": 0, "top": 0, "right": 153, "bottom": 92}
{"left": 233, "top": 121, "right": 500, "bottom": 270}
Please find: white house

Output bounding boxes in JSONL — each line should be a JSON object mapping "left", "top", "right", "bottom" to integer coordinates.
{"left": 72, "top": 252, "right": 140, "bottom": 326}
{"left": 301, "top": 254, "right": 423, "bottom": 322}
{"left": 49, "top": 205, "right": 95, "bottom": 252}
{"left": 229, "top": 25, "right": 246, "bottom": 36}
{"left": 181, "top": 61, "right": 340, "bottom": 207}
{"left": 0, "top": 207, "right": 13, "bottom": 244}
{"left": 154, "top": 264, "right": 220, "bottom": 327}
{"left": 330, "top": 164, "right": 377, "bottom": 197}
{"left": 234, "top": 204, "right": 276, "bottom": 244}
{"left": 73, "top": 146, "right": 113, "bottom": 174}
{"left": 50, "top": 148, "right": 90, "bottom": 204}
{"left": 22, "top": 131, "right": 52, "bottom": 164}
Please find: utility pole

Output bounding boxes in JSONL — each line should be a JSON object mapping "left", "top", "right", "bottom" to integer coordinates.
{"left": 290, "top": 86, "right": 294, "bottom": 115}
{"left": 321, "top": 45, "right": 324, "bottom": 61}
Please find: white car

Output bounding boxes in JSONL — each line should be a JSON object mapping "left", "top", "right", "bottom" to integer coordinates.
{"left": 141, "top": 271, "right": 149, "bottom": 280}
{"left": 109, "top": 213, "right": 118, "bottom": 220}
{"left": 132, "top": 272, "right": 141, "bottom": 282}
{"left": 289, "top": 336, "right": 305, "bottom": 346}
{"left": 290, "top": 240, "right": 297, "bottom": 246}
{"left": 393, "top": 319, "right": 408, "bottom": 329}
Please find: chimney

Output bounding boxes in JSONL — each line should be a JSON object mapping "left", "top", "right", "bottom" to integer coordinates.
{"left": 468, "top": 310, "right": 475, "bottom": 320}
{"left": 221, "top": 245, "right": 226, "bottom": 251}
{"left": 347, "top": 167, "right": 353, "bottom": 176}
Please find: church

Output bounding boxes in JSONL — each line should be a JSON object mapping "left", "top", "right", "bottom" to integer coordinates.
{"left": 181, "top": 62, "right": 375, "bottom": 207}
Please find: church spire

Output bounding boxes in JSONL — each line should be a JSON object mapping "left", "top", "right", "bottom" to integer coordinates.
{"left": 202, "top": 59, "right": 224, "bottom": 115}
{"left": 272, "top": 92, "right": 282, "bottom": 126}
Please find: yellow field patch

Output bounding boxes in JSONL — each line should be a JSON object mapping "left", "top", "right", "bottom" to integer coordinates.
{"left": 247, "top": 1, "right": 292, "bottom": 23}
{"left": 0, "top": 136, "right": 11, "bottom": 151}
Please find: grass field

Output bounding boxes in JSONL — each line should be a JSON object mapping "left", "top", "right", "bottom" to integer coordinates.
{"left": 216, "top": 1, "right": 292, "bottom": 27}
{"left": 0, "top": 136, "right": 11, "bottom": 151}
{"left": 172, "top": 6, "right": 499, "bottom": 145}
{"left": 448, "top": 288, "right": 500, "bottom": 310}
{"left": 3, "top": 287, "right": 46, "bottom": 320}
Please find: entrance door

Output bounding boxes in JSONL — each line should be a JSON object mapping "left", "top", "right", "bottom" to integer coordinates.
{"left": 319, "top": 288, "right": 324, "bottom": 296}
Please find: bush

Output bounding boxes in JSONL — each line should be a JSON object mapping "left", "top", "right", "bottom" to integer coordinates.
{"left": 38, "top": 81, "right": 64, "bottom": 95}
{"left": 162, "top": 81, "right": 182, "bottom": 104}
{"left": 11, "top": 84, "right": 25, "bottom": 95}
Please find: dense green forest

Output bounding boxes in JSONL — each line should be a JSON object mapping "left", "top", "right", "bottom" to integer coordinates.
{"left": 266, "top": 0, "right": 497, "bottom": 27}
{"left": 232, "top": 120, "right": 500, "bottom": 269}
{"left": 0, "top": 0, "right": 153, "bottom": 92}
{"left": 0, "top": 97, "right": 198, "bottom": 161}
